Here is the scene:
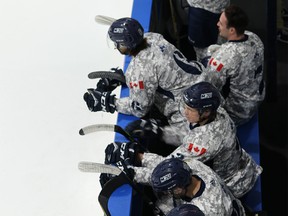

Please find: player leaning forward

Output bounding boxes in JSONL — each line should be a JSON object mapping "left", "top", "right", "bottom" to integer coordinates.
{"left": 83, "top": 17, "right": 203, "bottom": 132}
{"left": 103, "top": 146, "right": 247, "bottom": 215}
{"left": 125, "top": 82, "right": 263, "bottom": 198}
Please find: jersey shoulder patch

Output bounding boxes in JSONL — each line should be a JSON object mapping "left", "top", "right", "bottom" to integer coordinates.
{"left": 208, "top": 57, "right": 224, "bottom": 72}
{"left": 129, "top": 80, "right": 144, "bottom": 90}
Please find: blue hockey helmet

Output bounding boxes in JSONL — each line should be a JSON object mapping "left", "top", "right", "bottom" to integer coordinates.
{"left": 183, "top": 81, "right": 221, "bottom": 111}
{"left": 108, "top": 17, "right": 144, "bottom": 50}
{"left": 151, "top": 158, "right": 192, "bottom": 193}
{"left": 167, "top": 204, "right": 205, "bottom": 216}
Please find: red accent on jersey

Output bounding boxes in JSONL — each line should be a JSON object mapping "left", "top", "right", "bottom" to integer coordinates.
{"left": 139, "top": 81, "right": 144, "bottom": 89}
{"left": 129, "top": 81, "right": 144, "bottom": 89}
{"left": 216, "top": 63, "right": 224, "bottom": 71}
{"left": 209, "top": 57, "right": 224, "bottom": 72}
{"left": 209, "top": 57, "right": 214, "bottom": 65}
{"left": 188, "top": 143, "right": 207, "bottom": 156}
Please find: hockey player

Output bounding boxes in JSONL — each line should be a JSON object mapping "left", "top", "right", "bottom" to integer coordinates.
{"left": 186, "top": 0, "right": 230, "bottom": 60}
{"left": 83, "top": 17, "right": 203, "bottom": 134}
{"left": 166, "top": 204, "right": 205, "bottom": 216}
{"left": 149, "top": 158, "right": 246, "bottom": 215}
{"left": 125, "top": 81, "right": 262, "bottom": 198}
{"left": 102, "top": 148, "right": 246, "bottom": 216}
{"left": 202, "top": 5, "right": 265, "bottom": 126}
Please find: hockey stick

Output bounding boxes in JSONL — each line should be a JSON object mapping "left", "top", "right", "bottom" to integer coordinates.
{"left": 79, "top": 161, "right": 122, "bottom": 175}
{"left": 79, "top": 124, "right": 135, "bottom": 142}
{"left": 95, "top": 15, "right": 116, "bottom": 25}
{"left": 78, "top": 162, "right": 165, "bottom": 216}
{"left": 87, "top": 71, "right": 126, "bottom": 84}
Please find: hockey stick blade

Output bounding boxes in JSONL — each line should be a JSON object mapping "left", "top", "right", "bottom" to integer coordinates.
{"left": 78, "top": 161, "right": 122, "bottom": 175}
{"left": 80, "top": 161, "right": 166, "bottom": 216}
{"left": 79, "top": 124, "right": 115, "bottom": 135}
{"left": 95, "top": 15, "right": 116, "bottom": 25}
{"left": 79, "top": 124, "right": 135, "bottom": 142}
{"left": 88, "top": 71, "right": 126, "bottom": 84}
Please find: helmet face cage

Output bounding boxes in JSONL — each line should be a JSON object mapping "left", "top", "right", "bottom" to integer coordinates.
{"left": 108, "top": 17, "right": 144, "bottom": 50}
{"left": 183, "top": 82, "right": 221, "bottom": 112}
{"left": 167, "top": 204, "right": 205, "bottom": 216}
{"left": 151, "top": 158, "right": 192, "bottom": 193}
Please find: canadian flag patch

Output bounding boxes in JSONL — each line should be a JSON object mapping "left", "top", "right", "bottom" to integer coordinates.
{"left": 187, "top": 143, "right": 207, "bottom": 156}
{"left": 129, "top": 81, "right": 144, "bottom": 89}
{"left": 208, "top": 57, "right": 224, "bottom": 72}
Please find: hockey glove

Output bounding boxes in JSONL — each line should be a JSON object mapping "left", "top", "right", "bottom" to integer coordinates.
{"left": 125, "top": 119, "right": 163, "bottom": 148}
{"left": 83, "top": 89, "right": 116, "bottom": 113}
{"left": 115, "top": 159, "right": 135, "bottom": 180}
{"left": 99, "top": 173, "right": 116, "bottom": 188}
{"left": 104, "top": 141, "right": 144, "bottom": 166}
{"left": 96, "top": 67, "right": 124, "bottom": 92}
{"left": 100, "top": 141, "right": 141, "bottom": 187}
{"left": 99, "top": 158, "right": 135, "bottom": 187}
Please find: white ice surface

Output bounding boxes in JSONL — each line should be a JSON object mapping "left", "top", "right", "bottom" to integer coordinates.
{"left": 0, "top": 0, "right": 133, "bottom": 215}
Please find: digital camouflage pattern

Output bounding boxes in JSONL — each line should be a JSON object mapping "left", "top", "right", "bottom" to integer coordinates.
{"left": 186, "top": 0, "right": 230, "bottom": 13}
{"left": 186, "top": 0, "right": 230, "bottom": 60}
{"left": 121, "top": 69, "right": 263, "bottom": 198}
{"left": 133, "top": 156, "right": 246, "bottom": 216}
{"left": 163, "top": 106, "right": 263, "bottom": 198}
{"left": 202, "top": 31, "right": 266, "bottom": 126}
{"left": 115, "top": 32, "right": 203, "bottom": 132}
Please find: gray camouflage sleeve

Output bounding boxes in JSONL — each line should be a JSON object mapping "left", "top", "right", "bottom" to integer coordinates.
{"left": 133, "top": 166, "right": 154, "bottom": 184}
{"left": 161, "top": 125, "right": 185, "bottom": 146}
{"left": 133, "top": 153, "right": 165, "bottom": 184}
{"left": 115, "top": 60, "right": 159, "bottom": 117}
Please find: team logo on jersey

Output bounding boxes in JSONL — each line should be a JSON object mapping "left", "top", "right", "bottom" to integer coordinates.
{"left": 187, "top": 143, "right": 206, "bottom": 156}
{"left": 132, "top": 101, "right": 143, "bottom": 111}
{"left": 129, "top": 81, "right": 144, "bottom": 89}
{"left": 208, "top": 57, "right": 224, "bottom": 72}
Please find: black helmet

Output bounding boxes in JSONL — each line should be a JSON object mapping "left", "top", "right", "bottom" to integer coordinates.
{"left": 108, "top": 17, "right": 144, "bottom": 50}
{"left": 151, "top": 158, "right": 192, "bottom": 193}
{"left": 183, "top": 81, "right": 221, "bottom": 111}
{"left": 167, "top": 204, "right": 205, "bottom": 216}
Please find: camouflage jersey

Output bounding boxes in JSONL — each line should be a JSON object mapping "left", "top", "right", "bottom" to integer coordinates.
{"left": 115, "top": 32, "right": 203, "bottom": 131}
{"left": 202, "top": 31, "right": 266, "bottom": 126}
{"left": 133, "top": 156, "right": 246, "bottom": 216}
{"left": 166, "top": 106, "right": 263, "bottom": 198}
{"left": 186, "top": 0, "right": 230, "bottom": 14}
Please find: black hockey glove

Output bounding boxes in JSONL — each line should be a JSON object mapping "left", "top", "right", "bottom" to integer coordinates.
{"left": 99, "top": 158, "right": 135, "bottom": 187}
{"left": 100, "top": 141, "right": 142, "bottom": 187}
{"left": 83, "top": 89, "right": 116, "bottom": 113}
{"left": 115, "top": 159, "right": 135, "bottom": 180}
{"left": 104, "top": 141, "right": 144, "bottom": 166}
{"left": 99, "top": 172, "right": 115, "bottom": 188}
{"left": 125, "top": 119, "right": 163, "bottom": 148}
{"left": 99, "top": 162, "right": 135, "bottom": 187}
{"left": 96, "top": 67, "right": 124, "bottom": 92}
